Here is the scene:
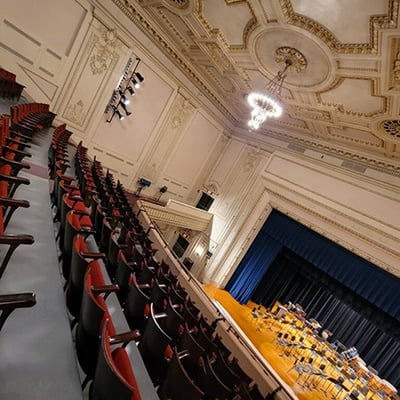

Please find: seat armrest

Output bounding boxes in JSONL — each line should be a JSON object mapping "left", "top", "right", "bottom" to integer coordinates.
{"left": 0, "top": 234, "right": 34, "bottom": 245}
{"left": 0, "top": 156, "right": 30, "bottom": 170}
{"left": 0, "top": 197, "right": 30, "bottom": 208}
{"left": 6, "top": 137, "right": 31, "bottom": 148}
{"left": 10, "top": 130, "right": 33, "bottom": 142}
{"left": 0, "top": 173, "right": 30, "bottom": 185}
{"left": 0, "top": 292, "right": 36, "bottom": 309}
{"left": 0, "top": 292, "right": 36, "bottom": 330}
{"left": 3, "top": 146, "right": 32, "bottom": 158}
{"left": 91, "top": 284, "right": 119, "bottom": 296}
{"left": 80, "top": 251, "right": 106, "bottom": 260}
{"left": 110, "top": 329, "right": 141, "bottom": 345}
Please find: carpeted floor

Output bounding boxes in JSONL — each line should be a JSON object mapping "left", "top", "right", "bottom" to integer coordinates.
{"left": 0, "top": 98, "right": 83, "bottom": 399}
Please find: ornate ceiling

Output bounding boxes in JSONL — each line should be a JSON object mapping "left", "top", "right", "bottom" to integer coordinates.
{"left": 119, "top": 0, "right": 400, "bottom": 168}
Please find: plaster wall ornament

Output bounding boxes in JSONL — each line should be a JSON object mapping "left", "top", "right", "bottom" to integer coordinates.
{"left": 65, "top": 100, "right": 85, "bottom": 125}
{"left": 142, "top": 95, "right": 194, "bottom": 180}
{"left": 89, "top": 27, "right": 119, "bottom": 75}
{"left": 393, "top": 52, "right": 400, "bottom": 87}
{"left": 242, "top": 147, "right": 261, "bottom": 173}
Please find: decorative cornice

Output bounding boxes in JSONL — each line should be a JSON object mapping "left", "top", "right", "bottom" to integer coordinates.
{"left": 261, "top": 128, "right": 400, "bottom": 176}
{"left": 113, "top": 0, "right": 239, "bottom": 124}
{"left": 265, "top": 182, "right": 400, "bottom": 278}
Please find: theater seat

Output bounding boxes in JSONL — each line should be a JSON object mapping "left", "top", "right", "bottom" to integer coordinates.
{"left": 65, "top": 234, "right": 105, "bottom": 320}
{"left": 157, "top": 347, "right": 204, "bottom": 400}
{"left": 75, "top": 262, "right": 118, "bottom": 385}
{"left": 138, "top": 303, "right": 172, "bottom": 385}
{"left": 91, "top": 318, "right": 142, "bottom": 400}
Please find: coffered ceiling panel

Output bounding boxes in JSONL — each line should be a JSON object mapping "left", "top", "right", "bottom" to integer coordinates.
{"left": 129, "top": 0, "right": 400, "bottom": 166}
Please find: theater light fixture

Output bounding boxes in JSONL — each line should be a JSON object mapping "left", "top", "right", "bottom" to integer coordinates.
{"left": 135, "top": 72, "right": 144, "bottom": 82}
{"left": 119, "top": 101, "right": 131, "bottom": 116}
{"left": 247, "top": 47, "right": 307, "bottom": 130}
{"left": 132, "top": 78, "right": 140, "bottom": 89}
{"left": 114, "top": 108, "right": 124, "bottom": 120}
{"left": 105, "top": 57, "right": 144, "bottom": 123}
{"left": 119, "top": 91, "right": 130, "bottom": 105}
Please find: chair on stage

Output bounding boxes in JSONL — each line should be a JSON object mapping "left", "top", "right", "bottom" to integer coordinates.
{"left": 250, "top": 306, "right": 262, "bottom": 331}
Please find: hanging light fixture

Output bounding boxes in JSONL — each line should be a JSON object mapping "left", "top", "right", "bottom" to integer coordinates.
{"left": 247, "top": 47, "right": 307, "bottom": 130}
{"left": 105, "top": 57, "right": 145, "bottom": 123}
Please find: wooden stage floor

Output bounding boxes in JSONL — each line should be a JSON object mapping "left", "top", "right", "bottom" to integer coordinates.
{"left": 203, "top": 285, "right": 335, "bottom": 400}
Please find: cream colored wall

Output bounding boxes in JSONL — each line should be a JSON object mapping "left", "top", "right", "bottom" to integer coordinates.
{"left": 204, "top": 147, "right": 400, "bottom": 286}
{"left": 3, "top": 0, "right": 400, "bottom": 289}
{"left": 1, "top": 0, "right": 92, "bottom": 103}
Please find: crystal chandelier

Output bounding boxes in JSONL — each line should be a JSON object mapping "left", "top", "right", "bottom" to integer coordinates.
{"left": 247, "top": 59, "right": 291, "bottom": 130}
{"left": 247, "top": 47, "right": 307, "bottom": 130}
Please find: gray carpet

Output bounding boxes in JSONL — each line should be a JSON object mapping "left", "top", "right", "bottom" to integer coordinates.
{"left": 0, "top": 98, "right": 83, "bottom": 399}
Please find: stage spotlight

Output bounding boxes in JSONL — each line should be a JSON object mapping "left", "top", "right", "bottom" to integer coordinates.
{"left": 114, "top": 108, "right": 124, "bottom": 120}
{"left": 127, "top": 86, "right": 135, "bottom": 95}
{"left": 132, "top": 78, "right": 140, "bottom": 89}
{"left": 135, "top": 72, "right": 144, "bottom": 82}
{"left": 119, "top": 91, "right": 130, "bottom": 105}
{"left": 119, "top": 101, "right": 132, "bottom": 116}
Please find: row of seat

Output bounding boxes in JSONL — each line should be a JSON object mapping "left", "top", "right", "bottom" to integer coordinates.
{"left": 0, "top": 106, "right": 52, "bottom": 332}
{"left": 0, "top": 68, "right": 25, "bottom": 100}
{"left": 48, "top": 124, "right": 267, "bottom": 399}
{"left": 49, "top": 126, "right": 159, "bottom": 399}
{"left": 11, "top": 102, "right": 56, "bottom": 137}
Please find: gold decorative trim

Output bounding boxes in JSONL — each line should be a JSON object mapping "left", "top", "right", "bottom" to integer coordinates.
{"left": 327, "top": 129, "right": 382, "bottom": 148}
{"left": 279, "top": 0, "right": 399, "bottom": 54}
{"left": 156, "top": 12, "right": 191, "bottom": 49}
{"left": 196, "top": 0, "right": 257, "bottom": 50}
{"left": 316, "top": 77, "right": 389, "bottom": 117}
{"left": 275, "top": 46, "right": 307, "bottom": 73}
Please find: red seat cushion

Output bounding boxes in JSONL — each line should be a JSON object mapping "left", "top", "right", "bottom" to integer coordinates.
{"left": 112, "top": 348, "right": 141, "bottom": 400}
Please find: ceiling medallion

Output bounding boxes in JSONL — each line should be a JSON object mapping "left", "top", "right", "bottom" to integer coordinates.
{"left": 275, "top": 46, "right": 307, "bottom": 73}
{"left": 247, "top": 47, "right": 307, "bottom": 130}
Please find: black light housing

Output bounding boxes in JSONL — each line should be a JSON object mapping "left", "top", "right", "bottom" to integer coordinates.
{"left": 135, "top": 72, "right": 144, "bottom": 82}
{"left": 114, "top": 108, "right": 124, "bottom": 120}
{"left": 132, "top": 78, "right": 140, "bottom": 89}
{"left": 119, "top": 91, "right": 130, "bottom": 105}
{"left": 119, "top": 101, "right": 131, "bottom": 116}
{"left": 127, "top": 86, "right": 135, "bottom": 96}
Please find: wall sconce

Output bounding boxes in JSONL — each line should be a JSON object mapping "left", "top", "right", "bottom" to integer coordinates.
{"left": 105, "top": 57, "right": 145, "bottom": 123}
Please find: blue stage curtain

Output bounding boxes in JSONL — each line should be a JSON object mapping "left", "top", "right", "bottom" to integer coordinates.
{"left": 226, "top": 231, "right": 282, "bottom": 304}
{"left": 253, "top": 210, "right": 400, "bottom": 320}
